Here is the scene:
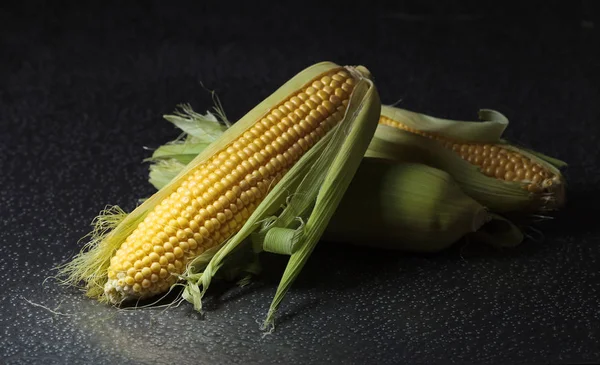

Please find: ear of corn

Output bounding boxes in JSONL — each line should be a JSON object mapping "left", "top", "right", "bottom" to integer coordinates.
{"left": 324, "top": 161, "right": 490, "bottom": 252}
{"left": 59, "top": 62, "right": 381, "bottom": 324}
{"left": 369, "top": 106, "right": 567, "bottom": 213}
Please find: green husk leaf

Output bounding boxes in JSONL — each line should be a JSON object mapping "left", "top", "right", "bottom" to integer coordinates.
{"left": 324, "top": 161, "right": 490, "bottom": 252}
{"left": 148, "top": 159, "right": 186, "bottom": 191}
{"left": 381, "top": 105, "right": 509, "bottom": 142}
{"left": 148, "top": 143, "right": 210, "bottom": 164}
{"left": 163, "top": 105, "right": 228, "bottom": 143}
{"left": 467, "top": 213, "right": 524, "bottom": 247}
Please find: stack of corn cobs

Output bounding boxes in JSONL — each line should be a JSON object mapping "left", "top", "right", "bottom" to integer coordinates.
{"left": 60, "top": 62, "right": 566, "bottom": 329}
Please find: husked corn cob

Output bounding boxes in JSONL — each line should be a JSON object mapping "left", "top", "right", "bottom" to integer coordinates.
{"left": 104, "top": 68, "right": 358, "bottom": 303}
{"left": 379, "top": 115, "right": 560, "bottom": 194}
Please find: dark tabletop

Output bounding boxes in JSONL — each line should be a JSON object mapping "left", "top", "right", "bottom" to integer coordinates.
{"left": 1, "top": 1, "right": 599, "bottom": 364}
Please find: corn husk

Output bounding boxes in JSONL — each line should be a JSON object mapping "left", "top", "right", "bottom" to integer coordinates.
{"left": 324, "top": 160, "right": 490, "bottom": 252}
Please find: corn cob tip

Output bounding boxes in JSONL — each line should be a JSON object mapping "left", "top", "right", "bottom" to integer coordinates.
{"left": 104, "top": 277, "right": 138, "bottom": 304}
{"left": 104, "top": 280, "right": 123, "bottom": 304}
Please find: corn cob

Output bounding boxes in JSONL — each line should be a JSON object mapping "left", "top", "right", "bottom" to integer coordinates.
{"left": 104, "top": 68, "right": 359, "bottom": 302}
{"left": 60, "top": 62, "right": 381, "bottom": 307}
{"left": 379, "top": 115, "right": 562, "bottom": 195}
{"left": 368, "top": 106, "right": 567, "bottom": 213}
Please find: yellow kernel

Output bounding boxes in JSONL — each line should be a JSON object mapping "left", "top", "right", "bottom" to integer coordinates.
{"left": 176, "top": 229, "right": 187, "bottom": 240}
{"left": 159, "top": 256, "right": 168, "bottom": 266}
{"left": 173, "top": 247, "right": 184, "bottom": 259}
{"left": 177, "top": 217, "right": 189, "bottom": 228}
{"left": 132, "top": 283, "right": 141, "bottom": 292}
{"left": 332, "top": 74, "right": 345, "bottom": 82}
{"left": 150, "top": 274, "right": 159, "bottom": 283}
{"left": 153, "top": 245, "right": 165, "bottom": 255}
{"left": 174, "top": 260, "right": 184, "bottom": 270}
{"left": 141, "top": 279, "right": 151, "bottom": 288}
{"left": 309, "top": 94, "right": 322, "bottom": 105}
{"left": 141, "top": 267, "right": 152, "bottom": 278}
{"left": 142, "top": 256, "right": 152, "bottom": 267}
{"left": 134, "top": 272, "right": 144, "bottom": 282}
{"left": 159, "top": 269, "right": 169, "bottom": 279}
{"left": 312, "top": 80, "right": 324, "bottom": 89}
{"left": 125, "top": 276, "right": 135, "bottom": 286}
{"left": 199, "top": 226, "right": 210, "bottom": 238}
{"left": 187, "top": 238, "right": 198, "bottom": 250}
{"left": 179, "top": 240, "right": 189, "bottom": 252}
{"left": 495, "top": 166, "right": 505, "bottom": 178}
{"left": 334, "top": 88, "right": 347, "bottom": 99}
{"left": 151, "top": 262, "right": 161, "bottom": 273}
{"left": 165, "top": 252, "right": 175, "bottom": 262}
{"left": 164, "top": 242, "right": 174, "bottom": 252}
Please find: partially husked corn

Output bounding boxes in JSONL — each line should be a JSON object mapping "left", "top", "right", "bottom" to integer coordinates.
{"left": 379, "top": 115, "right": 561, "bottom": 194}
{"left": 104, "top": 69, "right": 357, "bottom": 303}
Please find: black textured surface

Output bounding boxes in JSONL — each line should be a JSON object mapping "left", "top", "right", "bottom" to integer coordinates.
{"left": 1, "top": 2, "right": 600, "bottom": 364}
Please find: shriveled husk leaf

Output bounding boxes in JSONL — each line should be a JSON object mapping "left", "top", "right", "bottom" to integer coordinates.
{"left": 324, "top": 161, "right": 490, "bottom": 252}
{"left": 368, "top": 106, "right": 567, "bottom": 213}
{"left": 380, "top": 106, "right": 510, "bottom": 142}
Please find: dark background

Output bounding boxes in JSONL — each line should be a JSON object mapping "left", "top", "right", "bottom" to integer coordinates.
{"left": 1, "top": 1, "right": 599, "bottom": 364}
